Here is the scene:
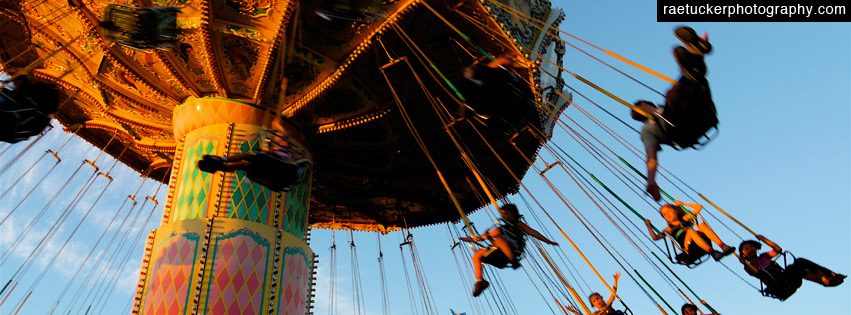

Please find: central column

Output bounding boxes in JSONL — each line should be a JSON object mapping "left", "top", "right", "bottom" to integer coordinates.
{"left": 131, "top": 97, "right": 315, "bottom": 315}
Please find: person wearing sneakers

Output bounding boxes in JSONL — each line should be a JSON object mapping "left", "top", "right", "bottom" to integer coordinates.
{"left": 645, "top": 201, "right": 735, "bottom": 264}
{"left": 458, "top": 204, "right": 558, "bottom": 297}
{"left": 631, "top": 26, "right": 717, "bottom": 201}
{"left": 738, "top": 235, "right": 845, "bottom": 301}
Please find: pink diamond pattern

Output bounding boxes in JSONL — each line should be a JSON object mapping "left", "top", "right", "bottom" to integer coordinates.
{"left": 205, "top": 233, "right": 269, "bottom": 315}
{"left": 277, "top": 248, "right": 310, "bottom": 315}
{"left": 212, "top": 299, "right": 226, "bottom": 314}
{"left": 142, "top": 234, "right": 198, "bottom": 315}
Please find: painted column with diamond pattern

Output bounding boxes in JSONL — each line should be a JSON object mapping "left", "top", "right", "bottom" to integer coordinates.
{"left": 131, "top": 98, "right": 314, "bottom": 315}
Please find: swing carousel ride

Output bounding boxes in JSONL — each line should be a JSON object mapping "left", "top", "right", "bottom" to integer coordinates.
{"left": 1, "top": 0, "right": 571, "bottom": 313}
{"left": 5, "top": 0, "right": 848, "bottom": 314}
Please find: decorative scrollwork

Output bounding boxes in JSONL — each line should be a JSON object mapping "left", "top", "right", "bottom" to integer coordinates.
{"left": 225, "top": 0, "right": 275, "bottom": 17}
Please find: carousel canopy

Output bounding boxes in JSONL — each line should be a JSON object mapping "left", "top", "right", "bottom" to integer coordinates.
{"left": 0, "top": 0, "right": 567, "bottom": 231}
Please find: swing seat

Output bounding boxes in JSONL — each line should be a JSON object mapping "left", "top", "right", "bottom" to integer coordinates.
{"left": 458, "top": 66, "right": 541, "bottom": 135}
{"left": 0, "top": 89, "right": 55, "bottom": 144}
{"left": 480, "top": 246, "right": 523, "bottom": 269}
{"left": 762, "top": 284, "right": 798, "bottom": 302}
{"left": 667, "top": 232, "right": 712, "bottom": 268}
{"left": 658, "top": 97, "right": 718, "bottom": 150}
{"left": 0, "top": 108, "right": 52, "bottom": 143}
{"left": 758, "top": 251, "right": 799, "bottom": 301}
{"left": 101, "top": 4, "right": 180, "bottom": 50}
{"left": 675, "top": 247, "right": 707, "bottom": 266}
{"left": 198, "top": 152, "right": 309, "bottom": 192}
{"left": 240, "top": 125, "right": 311, "bottom": 191}
{"left": 761, "top": 273, "right": 799, "bottom": 302}
{"left": 243, "top": 152, "right": 309, "bottom": 192}
{"left": 315, "top": 0, "right": 384, "bottom": 23}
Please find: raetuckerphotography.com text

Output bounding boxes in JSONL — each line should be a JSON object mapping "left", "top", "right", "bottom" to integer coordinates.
{"left": 657, "top": 0, "right": 849, "bottom": 22}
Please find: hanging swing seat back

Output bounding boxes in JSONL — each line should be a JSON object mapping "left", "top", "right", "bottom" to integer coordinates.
{"left": 101, "top": 4, "right": 180, "bottom": 50}
{"left": 0, "top": 108, "right": 52, "bottom": 143}
{"left": 242, "top": 152, "right": 309, "bottom": 192}
{"left": 479, "top": 221, "right": 526, "bottom": 269}
{"left": 665, "top": 231, "right": 712, "bottom": 268}
{"left": 480, "top": 246, "right": 522, "bottom": 269}
{"left": 198, "top": 152, "right": 309, "bottom": 192}
{"left": 756, "top": 251, "right": 799, "bottom": 301}
{"left": 457, "top": 65, "right": 541, "bottom": 136}
{"left": 0, "top": 87, "right": 57, "bottom": 144}
{"left": 658, "top": 92, "right": 719, "bottom": 150}
{"left": 232, "top": 126, "right": 312, "bottom": 191}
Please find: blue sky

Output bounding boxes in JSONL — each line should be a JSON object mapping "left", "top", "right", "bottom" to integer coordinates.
{"left": 1, "top": 1, "right": 849, "bottom": 314}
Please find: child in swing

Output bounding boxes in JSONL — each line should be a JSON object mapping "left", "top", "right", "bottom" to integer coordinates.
{"left": 738, "top": 235, "right": 845, "bottom": 301}
{"left": 644, "top": 200, "right": 734, "bottom": 263}
{"left": 630, "top": 26, "right": 717, "bottom": 201}
{"left": 458, "top": 204, "right": 559, "bottom": 297}
{"left": 197, "top": 119, "right": 310, "bottom": 191}
{"left": 565, "top": 273, "right": 623, "bottom": 315}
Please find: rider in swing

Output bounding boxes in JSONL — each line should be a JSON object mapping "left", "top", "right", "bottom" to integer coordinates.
{"left": 564, "top": 273, "right": 623, "bottom": 315}
{"left": 738, "top": 235, "right": 845, "bottom": 301}
{"left": 645, "top": 201, "right": 735, "bottom": 263}
{"left": 455, "top": 55, "right": 541, "bottom": 137}
{"left": 631, "top": 26, "right": 717, "bottom": 201}
{"left": 458, "top": 204, "right": 559, "bottom": 297}
{"left": 197, "top": 119, "right": 311, "bottom": 192}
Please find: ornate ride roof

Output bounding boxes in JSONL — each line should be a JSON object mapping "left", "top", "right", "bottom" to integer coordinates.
{"left": 0, "top": 0, "right": 567, "bottom": 231}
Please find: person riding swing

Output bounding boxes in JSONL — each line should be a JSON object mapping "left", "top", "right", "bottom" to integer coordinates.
{"left": 565, "top": 273, "right": 624, "bottom": 315}
{"left": 738, "top": 234, "right": 845, "bottom": 301}
{"left": 645, "top": 201, "right": 735, "bottom": 265}
{"left": 99, "top": 4, "right": 180, "bottom": 50}
{"left": 631, "top": 26, "right": 718, "bottom": 201}
{"left": 197, "top": 119, "right": 311, "bottom": 192}
{"left": 458, "top": 204, "right": 558, "bottom": 297}
{"left": 454, "top": 56, "right": 542, "bottom": 138}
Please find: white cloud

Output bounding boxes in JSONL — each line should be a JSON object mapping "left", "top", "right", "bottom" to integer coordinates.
{"left": 0, "top": 126, "right": 162, "bottom": 314}
{"left": 117, "top": 263, "right": 142, "bottom": 292}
